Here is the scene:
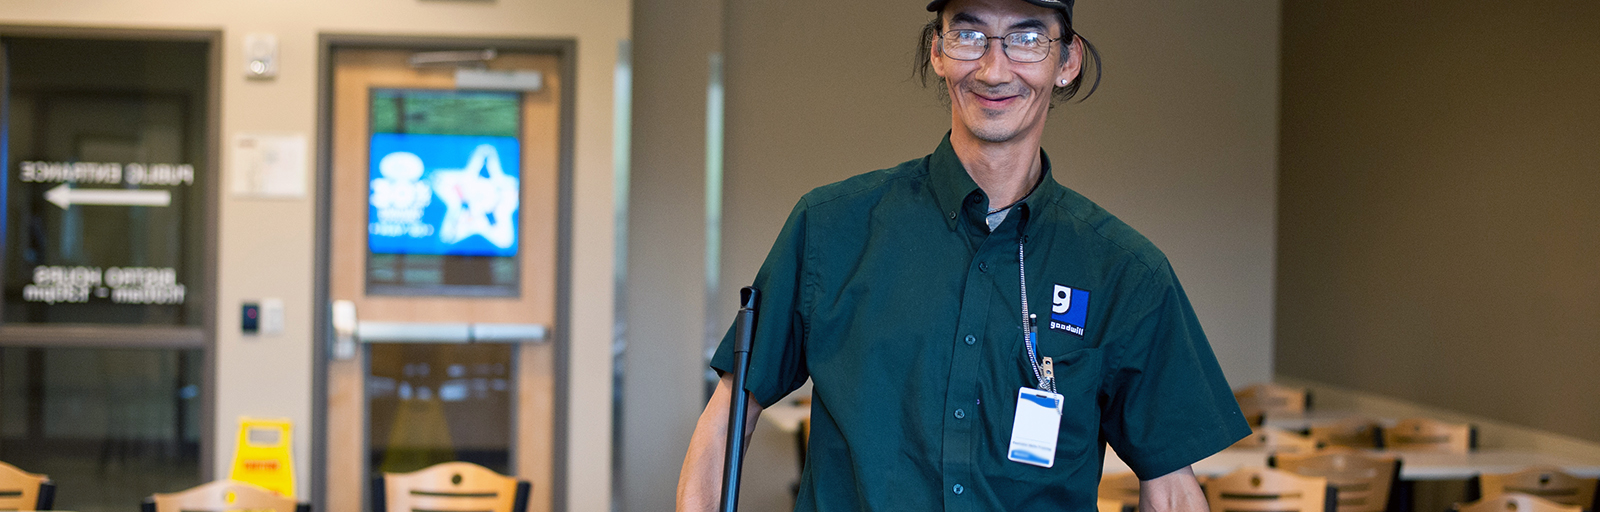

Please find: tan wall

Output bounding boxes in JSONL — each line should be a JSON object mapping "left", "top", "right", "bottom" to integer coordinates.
{"left": 672, "top": 1, "right": 1280, "bottom": 509}
{"left": 618, "top": 0, "right": 721, "bottom": 509}
{"left": 1277, "top": 2, "right": 1600, "bottom": 444}
{"left": 0, "top": 0, "right": 627, "bottom": 508}
{"left": 717, "top": 1, "right": 1282, "bottom": 385}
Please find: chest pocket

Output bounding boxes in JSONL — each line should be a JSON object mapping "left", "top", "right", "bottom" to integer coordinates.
{"left": 1048, "top": 346, "right": 1103, "bottom": 459}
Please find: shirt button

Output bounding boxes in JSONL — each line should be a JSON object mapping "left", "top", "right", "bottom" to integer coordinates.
{"left": 953, "top": 484, "right": 964, "bottom": 495}
{"left": 954, "top": 409, "right": 966, "bottom": 419}
{"left": 964, "top": 334, "right": 975, "bottom": 345}
{"left": 978, "top": 262, "right": 989, "bottom": 273}
{"left": 949, "top": 210, "right": 957, "bottom": 220}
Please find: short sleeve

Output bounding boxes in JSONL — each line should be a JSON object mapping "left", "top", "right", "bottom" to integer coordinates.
{"left": 709, "top": 198, "right": 812, "bottom": 407}
{"left": 1099, "top": 261, "right": 1251, "bottom": 480}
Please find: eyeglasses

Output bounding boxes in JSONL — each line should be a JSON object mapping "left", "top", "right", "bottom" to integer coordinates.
{"left": 939, "top": 29, "right": 1061, "bottom": 63}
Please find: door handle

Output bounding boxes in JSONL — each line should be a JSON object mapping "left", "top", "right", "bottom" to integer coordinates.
{"left": 331, "top": 300, "right": 358, "bottom": 360}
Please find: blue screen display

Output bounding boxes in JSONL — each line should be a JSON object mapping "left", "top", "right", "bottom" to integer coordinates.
{"left": 368, "top": 133, "right": 521, "bottom": 257}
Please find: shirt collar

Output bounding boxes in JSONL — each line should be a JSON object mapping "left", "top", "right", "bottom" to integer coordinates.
{"left": 928, "top": 132, "right": 1060, "bottom": 232}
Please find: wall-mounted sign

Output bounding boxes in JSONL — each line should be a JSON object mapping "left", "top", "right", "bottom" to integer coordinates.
{"left": 231, "top": 133, "right": 308, "bottom": 199}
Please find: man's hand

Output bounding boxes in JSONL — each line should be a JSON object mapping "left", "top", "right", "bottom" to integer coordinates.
{"left": 1138, "top": 466, "right": 1208, "bottom": 512}
{"left": 676, "top": 373, "right": 764, "bottom": 512}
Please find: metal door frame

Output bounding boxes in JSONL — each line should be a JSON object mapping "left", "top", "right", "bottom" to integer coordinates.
{"left": 313, "top": 33, "right": 577, "bottom": 512}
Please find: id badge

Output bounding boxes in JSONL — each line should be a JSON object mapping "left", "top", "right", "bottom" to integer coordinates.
{"left": 1007, "top": 387, "right": 1064, "bottom": 468}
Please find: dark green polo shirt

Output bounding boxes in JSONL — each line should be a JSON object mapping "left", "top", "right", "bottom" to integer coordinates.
{"left": 711, "top": 134, "right": 1250, "bottom": 511}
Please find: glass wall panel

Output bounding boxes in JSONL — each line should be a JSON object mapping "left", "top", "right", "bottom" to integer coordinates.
{"left": 0, "top": 347, "right": 202, "bottom": 512}
{"left": 0, "top": 34, "right": 212, "bottom": 512}
{"left": 2, "top": 37, "right": 209, "bottom": 325}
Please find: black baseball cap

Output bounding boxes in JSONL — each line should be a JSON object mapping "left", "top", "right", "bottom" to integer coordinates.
{"left": 926, "top": 0, "right": 1073, "bottom": 19}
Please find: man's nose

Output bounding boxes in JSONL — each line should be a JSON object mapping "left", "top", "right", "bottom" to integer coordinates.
{"left": 974, "top": 39, "right": 1012, "bottom": 85}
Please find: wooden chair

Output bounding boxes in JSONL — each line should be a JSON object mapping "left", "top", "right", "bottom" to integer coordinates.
{"left": 143, "top": 479, "right": 302, "bottom": 512}
{"left": 1383, "top": 418, "right": 1475, "bottom": 453}
{"left": 1236, "top": 383, "right": 1312, "bottom": 422}
{"left": 1473, "top": 466, "right": 1599, "bottom": 511}
{"left": 0, "top": 461, "right": 54, "bottom": 511}
{"left": 1456, "top": 492, "right": 1583, "bottom": 512}
{"left": 1234, "top": 425, "right": 1322, "bottom": 454}
{"left": 1274, "top": 448, "right": 1401, "bottom": 512}
{"left": 1205, "top": 467, "right": 1337, "bottom": 512}
{"left": 375, "top": 461, "right": 529, "bottom": 512}
{"left": 1309, "top": 417, "right": 1383, "bottom": 449}
{"left": 1099, "top": 471, "right": 1143, "bottom": 509}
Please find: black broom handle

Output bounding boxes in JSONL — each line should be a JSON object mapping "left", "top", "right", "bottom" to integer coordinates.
{"left": 718, "top": 286, "right": 759, "bottom": 512}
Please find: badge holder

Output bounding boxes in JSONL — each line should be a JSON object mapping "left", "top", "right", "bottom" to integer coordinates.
{"left": 719, "top": 287, "right": 760, "bottom": 512}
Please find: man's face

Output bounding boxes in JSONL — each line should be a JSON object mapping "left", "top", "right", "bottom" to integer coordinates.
{"left": 932, "top": 0, "right": 1081, "bottom": 145}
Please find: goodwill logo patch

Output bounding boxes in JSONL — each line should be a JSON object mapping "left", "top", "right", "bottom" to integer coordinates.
{"left": 1049, "top": 284, "right": 1089, "bottom": 337}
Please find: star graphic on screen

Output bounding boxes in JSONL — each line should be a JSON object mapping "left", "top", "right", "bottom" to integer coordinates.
{"left": 431, "top": 144, "right": 519, "bottom": 249}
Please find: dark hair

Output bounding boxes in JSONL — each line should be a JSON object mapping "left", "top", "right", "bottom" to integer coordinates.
{"left": 915, "top": 9, "right": 1102, "bottom": 104}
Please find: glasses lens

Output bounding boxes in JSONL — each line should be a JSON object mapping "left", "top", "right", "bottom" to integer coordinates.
{"left": 942, "top": 30, "right": 987, "bottom": 61}
{"left": 1003, "top": 32, "right": 1052, "bottom": 63}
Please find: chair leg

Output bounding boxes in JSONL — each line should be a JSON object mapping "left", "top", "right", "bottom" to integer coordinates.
{"left": 1392, "top": 480, "right": 1415, "bottom": 512}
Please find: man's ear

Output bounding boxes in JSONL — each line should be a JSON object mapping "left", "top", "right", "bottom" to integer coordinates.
{"left": 931, "top": 36, "right": 950, "bottom": 80}
{"left": 1056, "top": 35, "right": 1084, "bottom": 86}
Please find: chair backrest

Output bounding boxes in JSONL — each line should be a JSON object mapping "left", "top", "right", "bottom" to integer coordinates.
{"left": 1236, "top": 383, "right": 1311, "bottom": 420}
{"left": 1478, "top": 466, "right": 1599, "bottom": 510}
{"left": 1235, "top": 426, "right": 1322, "bottom": 454}
{"left": 1099, "top": 471, "right": 1142, "bottom": 509}
{"left": 147, "top": 479, "right": 298, "bottom": 512}
{"left": 378, "top": 461, "right": 528, "bottom": 512}
{"left": 1384, "top": 418, "right": 1474, "bottom": 453}
{"left": 1275, "top": 448, "right": 1400, "bottom": 512}
{"left": 0, "top": 461, "right": 51, "bottom": 511}
{"left": 1457, "top": 492, "right": 1584, "bottom": 512}
{"left": 1205, "top": 467, "right": 1335, "bottom": 512}
{"left": 1309, "top": 418, "right": 1383, "bottom": 449}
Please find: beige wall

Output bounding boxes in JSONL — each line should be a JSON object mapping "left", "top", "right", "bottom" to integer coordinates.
{"left": 1277, "top": 2, "right": 1600, "bottom": 443}
{"left": 0, "top": 0, "right": 627, "bottom": 509}
{"left": 618, "top": 0, "right": 721, "bottom": 509}
{"left": 625, "top": 1, "right": 1280, "bottom": 509}
{"left": 717, "top": 1, "right": 1281, "bottom": 385}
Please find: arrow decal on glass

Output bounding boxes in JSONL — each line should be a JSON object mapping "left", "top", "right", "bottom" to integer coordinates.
{"left": 44, "top": 184, "right": 172, "bottom": 210}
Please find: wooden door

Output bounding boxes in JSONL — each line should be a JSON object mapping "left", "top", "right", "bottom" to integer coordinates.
{"left": 325, "top": 47, "right": 560, "bottom": 512}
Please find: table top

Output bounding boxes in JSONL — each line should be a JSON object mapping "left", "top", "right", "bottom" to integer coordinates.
{"left": 1103, "top": 446, "right": 1600, "bottom": 481}
{"left": 763, "top": 402, "right": 1600, "bottom": 481}
{"left": 1261, "top": 409, "right": 1396, "bottom": 431}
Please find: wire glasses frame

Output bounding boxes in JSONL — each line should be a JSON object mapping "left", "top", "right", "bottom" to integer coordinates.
{"left": 938, "top": 29, "right": 1063, "bottom": 63}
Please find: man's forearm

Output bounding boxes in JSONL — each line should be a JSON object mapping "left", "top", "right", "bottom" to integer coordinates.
{"left": 677, "top": 373, "right": 764, "bottom": 512}
{"left": 1138, "top": 466, "right": 1208, "bottom": 512}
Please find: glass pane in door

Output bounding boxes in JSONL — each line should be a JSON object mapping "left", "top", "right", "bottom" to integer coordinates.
{"left": 367, "top": 342, "right": 514, "bottom": 475}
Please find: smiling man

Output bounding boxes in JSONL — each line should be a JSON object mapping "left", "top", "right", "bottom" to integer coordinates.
{"left": 677, "top": 0, "right": 1250, "bottom": 510}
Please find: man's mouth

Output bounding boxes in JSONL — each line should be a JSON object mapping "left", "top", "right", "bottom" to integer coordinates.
{"left": 972, "top": 90, "right": 1021, "bottom": 109}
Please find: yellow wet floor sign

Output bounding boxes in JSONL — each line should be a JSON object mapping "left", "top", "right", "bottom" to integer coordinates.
{"left": 230, "top": 417, "right": 295, "bottom": 498}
